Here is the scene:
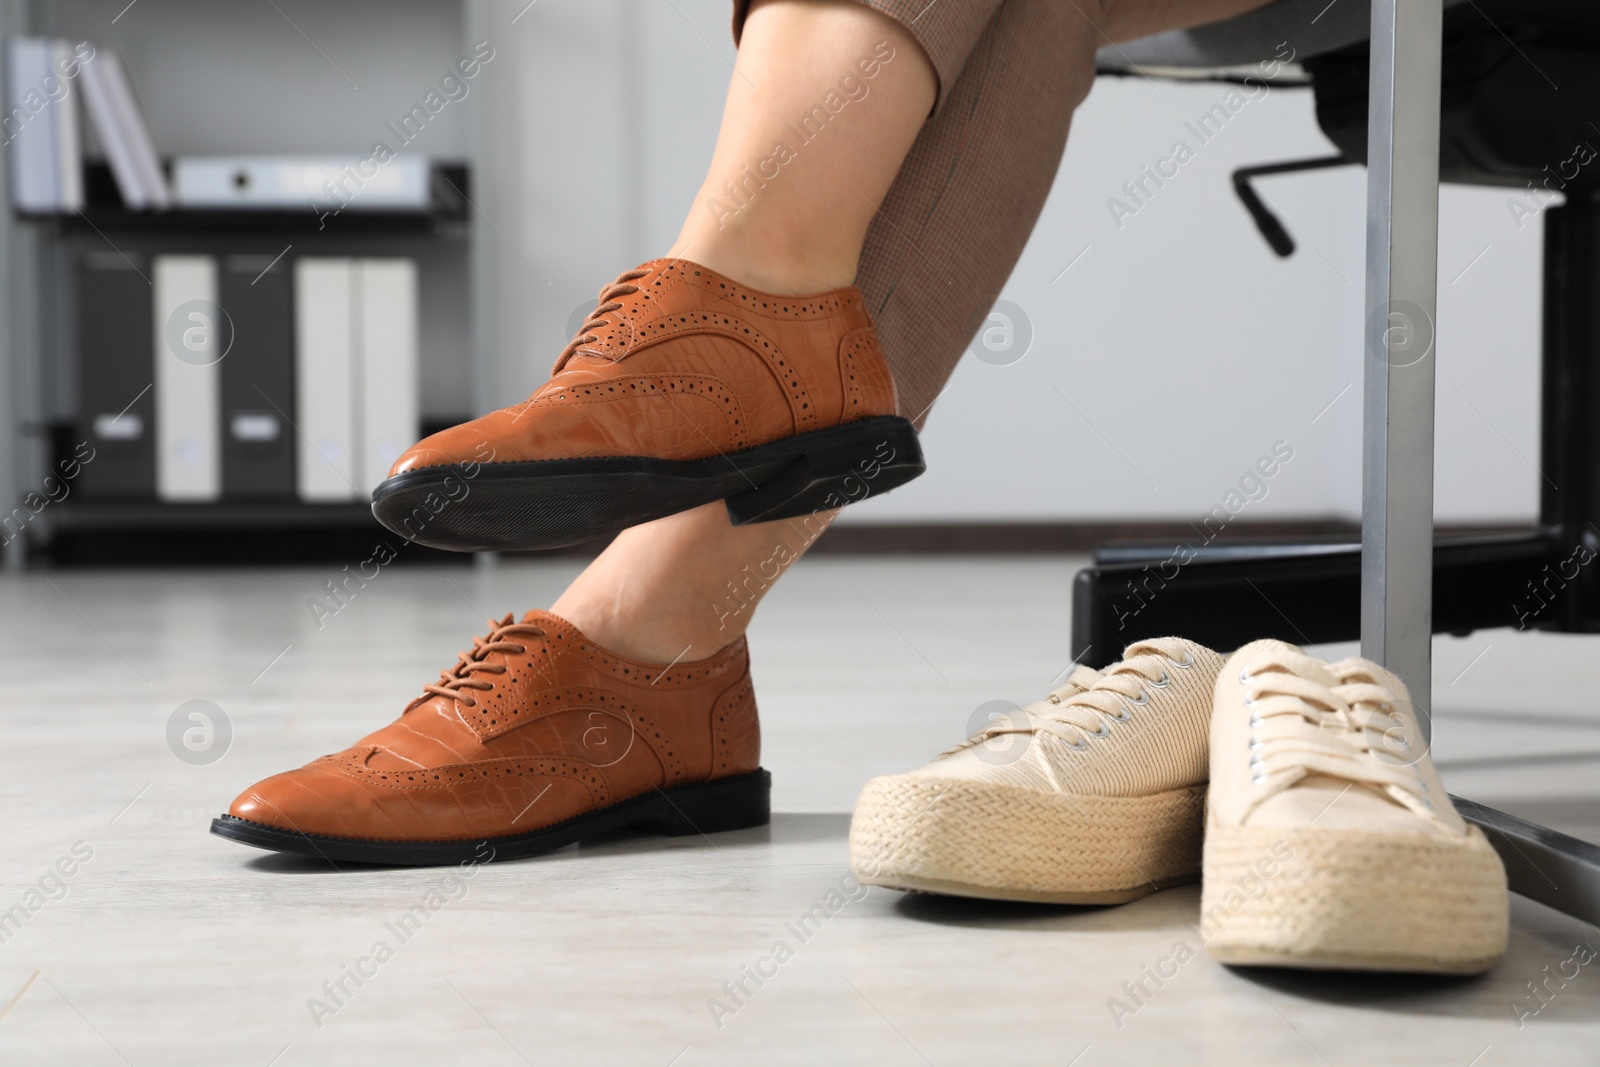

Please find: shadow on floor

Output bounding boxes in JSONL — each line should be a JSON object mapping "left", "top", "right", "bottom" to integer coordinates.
{"left": 888, "top": 881, "right": 1206, "bottom": 936}
{"left": 1226, "top": 923, "right": 1600, "bottom": 1024}
{"left": 238, "top": 811, "right": 848, "bottom": 874}
{"left": 1225, "top": 963, "right": 1493, "bottom": 1019}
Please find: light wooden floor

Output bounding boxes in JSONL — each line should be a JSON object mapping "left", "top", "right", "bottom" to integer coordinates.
{"left": 1, "top": 556, "right": 1597, "bottom": 1065}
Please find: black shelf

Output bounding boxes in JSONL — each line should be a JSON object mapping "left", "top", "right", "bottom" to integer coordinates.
{"left": 35, "top": 500, "right": 479, "bottom": 566}
{"left": 48, "top": 500, "right": 384, "bottom": 530}
{"left": 37, "top": 417, "right": 477, "bottom": 563}
{"left": 16, "top": 162, "right": 470, "bottom": 234}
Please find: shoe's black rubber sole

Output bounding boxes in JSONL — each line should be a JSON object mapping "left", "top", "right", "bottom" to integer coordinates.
{"left": 209, "top": 768, "right": 771, "bottom": 867}
{"left": 370, "top": 415, "right": 924, "bottom": 552}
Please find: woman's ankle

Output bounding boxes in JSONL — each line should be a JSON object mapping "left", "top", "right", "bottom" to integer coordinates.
{"left": 668, "top": 231, "right": 856, "bottom": 295}
{"left": 546, "top": 505, "right": 831, "bottom": 664}
{"left": 550, "top": 594, "right": 748, "bottom": 665}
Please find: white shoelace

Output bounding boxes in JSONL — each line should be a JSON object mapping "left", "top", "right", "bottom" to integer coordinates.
{"left": 948, "top": 638, "right": 1195, "bottom": 755}
{"left": 1240, "top": 647, "right": 1448, "bottom": 828}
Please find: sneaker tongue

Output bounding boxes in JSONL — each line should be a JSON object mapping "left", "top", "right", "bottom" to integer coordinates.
{"left": 1234, "top": 637, "right": 1303, "bottom": 660}
{"left": 1327, "top": 656, "right": 1408, "bottom": 701}
{"left": 1233, "top": 638, "right": 1337, "bottom": 687}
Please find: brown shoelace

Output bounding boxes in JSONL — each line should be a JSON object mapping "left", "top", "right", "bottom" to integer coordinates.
{"left": 421, "top": 614, "right": 549, "bottom": 709}
{"left": 556, "top": 267, "right": 651, "bottom": 364}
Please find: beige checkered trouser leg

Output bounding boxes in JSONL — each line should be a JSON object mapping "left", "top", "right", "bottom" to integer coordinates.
{"left": 731, "top": 0, "right": 1271, "bottom": 426}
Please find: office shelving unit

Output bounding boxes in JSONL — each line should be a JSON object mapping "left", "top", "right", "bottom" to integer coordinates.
{"left": 0, "top": 0, "right": 495, "bottom": 566}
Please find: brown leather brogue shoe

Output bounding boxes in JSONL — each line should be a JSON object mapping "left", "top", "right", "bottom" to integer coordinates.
{"left": 211, "top": 610, "right": 769, "bottom": 866}
{"left": 370, "top": 258, "right": 924, "bottom": 551}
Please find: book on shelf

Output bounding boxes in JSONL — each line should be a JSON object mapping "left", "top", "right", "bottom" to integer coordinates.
{"left": 77, "top": 46, "right": 170, "bottom": 210}
{"left": 5, "top": 37, "right": 84, "bottom": 213}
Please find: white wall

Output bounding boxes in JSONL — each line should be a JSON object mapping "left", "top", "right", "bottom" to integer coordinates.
{"left": 478, "top": 0, "right": 1544, "bottom": 526}
{"left": 47, "top": 0, "right": 477, "bottom": 157}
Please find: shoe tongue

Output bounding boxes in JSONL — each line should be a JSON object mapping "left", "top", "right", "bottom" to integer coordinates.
{"left": 520, "top": 608, "right": 573, "bottom": 631}
{"left": 1233, "top": 638, "right": 1337, "bottom": 686}
{"left": 518, "top": 609, "right": 588, "bottom": 651}
{"left": 1235, "top": 637, "right": 1303, "bottom": 660}
{"left": 1327, "top": 656, "right": 1408, "bottom": 699}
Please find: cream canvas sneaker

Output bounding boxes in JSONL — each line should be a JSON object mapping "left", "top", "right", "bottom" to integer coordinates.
{"left": 1202, "top": 639, "right": 1509, "bottom": 973}
{"left": 850, "top": 638, "right": 1225, "bottom": 903}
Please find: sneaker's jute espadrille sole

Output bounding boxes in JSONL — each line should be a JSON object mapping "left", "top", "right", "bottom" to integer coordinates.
{"left": 849, "top": 776, "right": 1206, "bottom": 905}
{"left": 1201, "top": 822, "right": 1509, "bottom": 974}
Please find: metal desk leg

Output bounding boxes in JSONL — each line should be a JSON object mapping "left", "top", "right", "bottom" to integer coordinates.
{"left": 1362, "top": 0, "right": 1443, "bottom": 740}
{"left": 1364, "top": 0, "right": 1600, "bottom": 922}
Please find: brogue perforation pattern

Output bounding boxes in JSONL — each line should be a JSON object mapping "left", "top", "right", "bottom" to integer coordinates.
{"left": 710, "top": 674, "right": 759, "bottom": 777}
{"left": 655, "top": 260, "right": 862, "bottom": 320}
{"left": 573, "top": 641, "right": 742, "bottom": 689}
{"left": 584, "top": 316, "right": 633, "bottom": 354}
{"left": 619, "top": 310, "right": 817, "bottom": 433}
{"left": 623, "top": 708, "right": 687, "bottom": 784}
{"left": 334, "top": 755, "right": 610, "bottom": 804}
{"left": 837, "top": 326, "right": 896, "bottom": 420}
{"left": 464, "top": 683, "right": 685, "bottom": 785}
{"left": 530, "top": 374, "right": 751, "bottom": 450}
{"left": 840, "top": 333, "right": 868, "bottom": 414}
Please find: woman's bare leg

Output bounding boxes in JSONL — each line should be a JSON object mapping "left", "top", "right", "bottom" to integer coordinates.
{"left": 555, "top": 0, "right": 1274, "bottom": 663}
{"left": 552, "top": 0, "right": 935, "bottom": 662}
{"left": 552, "top": 502, "right": 837, "bottom": 662}
{"left": 667, "top": 0, "right": 935, "bottom": 294}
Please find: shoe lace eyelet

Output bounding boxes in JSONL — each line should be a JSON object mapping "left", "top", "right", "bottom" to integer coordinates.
{"left": 1239, "top": 667, "right": 1254, "bottom": 685}
{"left": 1087, "top": 721, "right": 1111, "bottom": 740}
{"left": 1170, "top": 652, "right": 1195, "bottom": 669}
{"left": 1148, "top": 671, "right": 1171, "bottom": 689}
{"left": 1063, "top": 736, "right": 1089, "bottom": 752}
{"left": 1131, "top": 690, "right": 1150, "bottom": 706}
{"left": 1109, "top": 704, "right": 1132, "bottom": 723}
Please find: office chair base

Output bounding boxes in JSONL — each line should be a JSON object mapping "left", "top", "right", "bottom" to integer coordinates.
{"left": 1068, "top": 532, "right": 1561, "bottom": 669}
